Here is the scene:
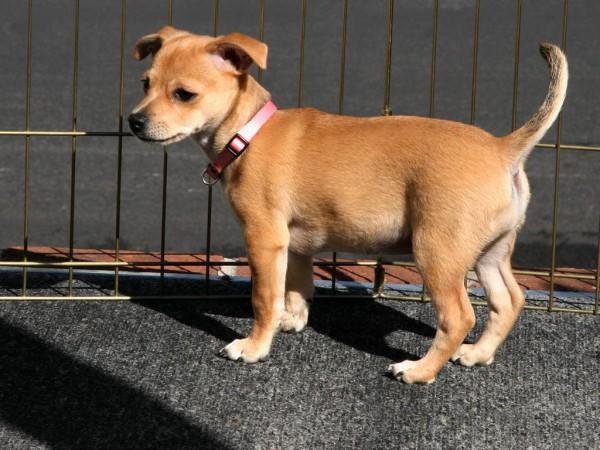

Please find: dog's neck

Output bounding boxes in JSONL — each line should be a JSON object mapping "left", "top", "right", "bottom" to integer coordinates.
{"left": 193, "top": 75, "right": 271, "bottom": 165}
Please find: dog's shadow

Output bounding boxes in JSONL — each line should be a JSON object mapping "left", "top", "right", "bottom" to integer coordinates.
{"left": 134, "top": 294, "right": 436, "bottom": 363}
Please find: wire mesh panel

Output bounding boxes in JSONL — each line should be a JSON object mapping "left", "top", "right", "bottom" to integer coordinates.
{"left": 0, "top": 0, "right": 597, "bottom": 315}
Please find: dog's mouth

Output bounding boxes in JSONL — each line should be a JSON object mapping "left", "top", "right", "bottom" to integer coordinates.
{"left": 136, "top": 133, "right": 187, "bottom": 145}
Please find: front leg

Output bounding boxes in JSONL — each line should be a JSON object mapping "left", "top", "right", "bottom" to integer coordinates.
{"left": 221, "top": 221, "right": 289, "bottom": 363}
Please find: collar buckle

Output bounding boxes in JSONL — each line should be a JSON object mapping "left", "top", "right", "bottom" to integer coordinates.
{"left": 225, "top": 133, "right": 249, "bottom": 156}
{"left": 201, "top": 101, "right": 277, "bottom": 186}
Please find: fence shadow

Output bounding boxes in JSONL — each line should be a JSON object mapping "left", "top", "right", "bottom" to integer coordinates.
{"left": 7, "top": 238, "right": 595, "bottom": 373}
{"left": 0, "top": 269, "right": 439, "bottom": 363}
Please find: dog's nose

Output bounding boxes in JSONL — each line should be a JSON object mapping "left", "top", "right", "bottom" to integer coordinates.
{"left": 128, "top": 112, "right": 148, "bottom": 134}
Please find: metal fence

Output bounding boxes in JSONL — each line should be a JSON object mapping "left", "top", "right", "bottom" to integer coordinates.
{"left": 0, "top": 0, "right": 598, "bottom": 315}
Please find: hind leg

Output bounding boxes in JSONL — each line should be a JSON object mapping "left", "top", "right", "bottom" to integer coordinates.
{"left": 280, "top": 252, "right": 313, "bottom": 332}
{"left": 389, "top": 238, "right": 476, "bottom": 384}
{"left": 452, "top": 233, "right": 525, "bottom": 366}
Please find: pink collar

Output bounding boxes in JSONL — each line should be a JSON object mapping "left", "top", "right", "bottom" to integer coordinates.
{"left": 202, "top": 101, "right": 277, "bottom": 185}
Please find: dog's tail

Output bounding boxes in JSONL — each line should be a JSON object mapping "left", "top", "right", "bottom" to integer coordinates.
{"left": 502, "top": 43, "right": 568, "bottom": 162}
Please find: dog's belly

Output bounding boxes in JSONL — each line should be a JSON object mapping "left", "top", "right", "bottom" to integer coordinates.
{"left": 288, "top": 212, "right": 410, "bottom": 255}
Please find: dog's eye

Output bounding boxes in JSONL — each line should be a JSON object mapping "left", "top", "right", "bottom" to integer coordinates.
{"left": 141, "top": 78, "right": 149, "bottom": 93}
{"left": 174, "top": 88, "right": 197, "bottom": 102}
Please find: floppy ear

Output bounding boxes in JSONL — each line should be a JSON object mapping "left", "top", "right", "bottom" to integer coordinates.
{"left": 133, "top": 25, "right": 178, "bottom": 60}
{"left": 206, "top": 32, "right": 268, "bottom": 74}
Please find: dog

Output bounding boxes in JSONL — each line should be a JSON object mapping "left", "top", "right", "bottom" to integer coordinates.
{"left": 129, "top": 26, "right": 567, "bottom": 384}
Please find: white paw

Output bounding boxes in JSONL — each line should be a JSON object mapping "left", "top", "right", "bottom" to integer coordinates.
{"left": 387, "top": 360, "right": 436, "bottom": 385}
{"left": 280, "top": 309, "right": 308, "bottom": 333}
{"left": 388, "top": 360, "right": 417, "bottom": 378}
{"left": 451, "top": 343, "right": 495, "bottom": 367}
{"left": 219, "top": 337, "right": 270, "bottom": 363}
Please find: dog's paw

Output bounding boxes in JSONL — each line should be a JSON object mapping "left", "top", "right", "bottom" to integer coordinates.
{"left": 387, "top": 360, "right": 436, "bottom": 385}
{"left": 280, "top": 309, "right": 308, "bottom": 333}
{"left": 219, "top": 337, "right": 270, "bottom": 363}
{"left": 451, "top": 343, "right": 495, "bottom": 367}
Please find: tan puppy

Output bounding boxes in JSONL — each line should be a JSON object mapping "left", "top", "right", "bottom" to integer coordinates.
{"left": 129, "top": 26, "right": 567, "bottom": 384}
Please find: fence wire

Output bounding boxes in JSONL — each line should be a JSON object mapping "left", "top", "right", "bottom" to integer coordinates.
{"left": 0, "top": 0, "right": 597, "bottom": 315}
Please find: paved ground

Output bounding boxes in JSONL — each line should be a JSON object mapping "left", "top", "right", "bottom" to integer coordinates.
{"left": 0, "top": 273, "right": 599, "bottom": 449}
{"left": 0, "top": 0, "right": 598, "bottom": 269}
{"left": 3, "top": 246, "right": 598, "bottom": 296}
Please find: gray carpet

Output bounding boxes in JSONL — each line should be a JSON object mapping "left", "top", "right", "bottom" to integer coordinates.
{"left": 1, "top": 272, "right": 599, "bottom": 449}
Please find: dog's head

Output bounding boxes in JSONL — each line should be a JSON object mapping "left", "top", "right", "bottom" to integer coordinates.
{"left": 128, "top": 26, "right": 268, "bottom": 145}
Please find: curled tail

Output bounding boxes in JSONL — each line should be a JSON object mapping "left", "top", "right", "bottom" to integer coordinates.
{"left": 503, "top": 43, "right": 568, "bottom": 161}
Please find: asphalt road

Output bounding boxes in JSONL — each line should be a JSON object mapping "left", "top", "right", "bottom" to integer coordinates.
{"left": 0, "top": 0, "right": 598, "bottom": 269}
